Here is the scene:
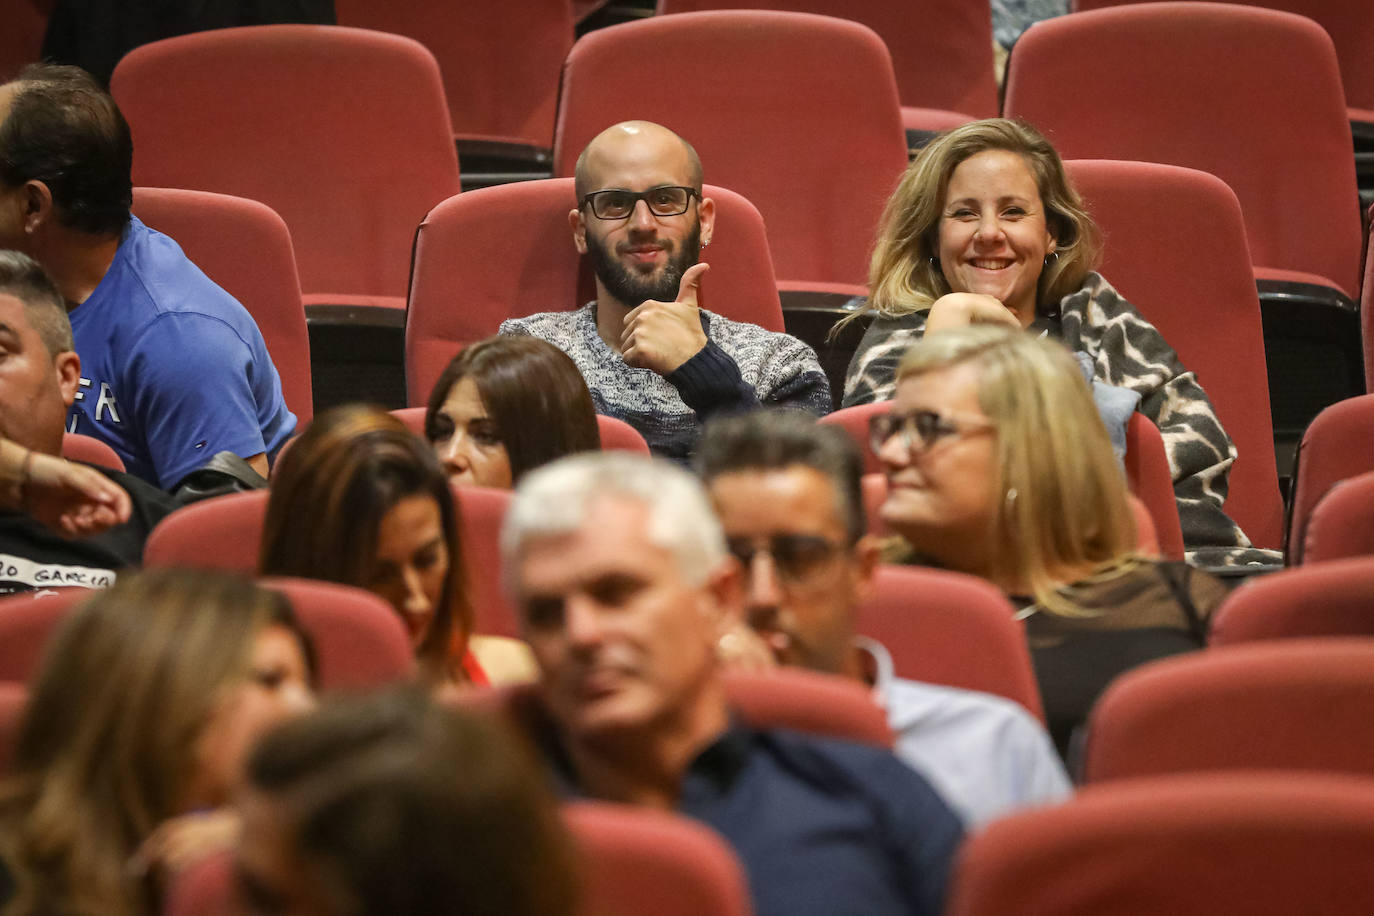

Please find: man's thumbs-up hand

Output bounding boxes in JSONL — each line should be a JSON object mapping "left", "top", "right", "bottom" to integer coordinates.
{"left": 621, "top": 262, "right": 711, "bottom": 375}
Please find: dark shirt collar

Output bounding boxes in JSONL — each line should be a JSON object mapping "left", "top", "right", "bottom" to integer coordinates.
{"left": 541, "top": 713, "right": 753, "bottom": 802}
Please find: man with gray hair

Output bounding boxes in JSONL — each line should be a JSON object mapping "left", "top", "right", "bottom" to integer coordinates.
{"left": 502, "top": 452, "right": 962, "bottom": 916}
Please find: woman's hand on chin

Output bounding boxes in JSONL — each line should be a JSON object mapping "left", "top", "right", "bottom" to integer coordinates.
{"left": 926, "top": 293, "right": 1021, "bottom": 334}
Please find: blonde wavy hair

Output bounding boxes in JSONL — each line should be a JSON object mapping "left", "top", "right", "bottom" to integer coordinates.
{"left": 0, "top": 570, "right": 310, "bottom": 916}
{"left": 867, "top": 118, "right": 1102, "bottom": 319}
{"left": 895, "top": 326, "right": 1137, "bottom": 614}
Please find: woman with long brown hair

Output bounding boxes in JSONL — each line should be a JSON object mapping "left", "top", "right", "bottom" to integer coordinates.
{"left": 260, "top": 405, "right": 533, "bottom": 686}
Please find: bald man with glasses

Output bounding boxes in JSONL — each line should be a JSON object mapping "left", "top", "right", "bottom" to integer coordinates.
{"left": 698, "top": 410, "right": 1071, "bottom": 827}
{"left": 499, "top": 120, "right": 831, "bottom": 463}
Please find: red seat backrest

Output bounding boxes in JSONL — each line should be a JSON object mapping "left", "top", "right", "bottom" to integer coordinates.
{"left": 112, "top": 25, "right": 460, "bottom": 305}
{"left": 133, "top": 188, "right": 313, "bottom": 424}
{"left": 1071, "top": 0, "right": 1374, "bottom": 118}
{"left": 333, "top": 0, "right": 573, "bottom": 149}
{"left": 1210, "top": 557, "right": 1374, "bottom": 645}
{"left": 657, "top": 0, "right": 997, "bottom": 122}
{"left": 0, "top": 588, "right": 86, "bottom": 683}
{"left": 1302, "top": 470, "right": 1374, "bottom": 564}
{"left": 405, "top": 179, "right": 784, "bottom": 405}
{"left": 61, "top": 432, "right": 125, "bottom": 472}
{"left": 263, "top": 577, "right": 415, "bottom": 690}
{"left": 1063, "top": 159, "right": 1283, "bottom": 549}
{"left": 452, "top": 485, "right": 519, "bottom": 639}
{"left": 144, "top": 490, "right": 269, "bottom": 574}
{"left": 565, "top": 801, "right": 752, "bottom": 916}
{"left": 1286, "top": 395, "right": 1374, "bottom": 562}
{"left": 948, "top": 772, "right": 1374, "bottom": 916}
{"left": 0, "top": 683, "right": 26, "bottom": 777}
{"left": 722, "top": 667, "right": 894, "bottom": 747}
{"left": 1005, "top": 3, "right": 1360, "bottom": 298}
{"left": 1083, "top": 638, "right": 1374, "bottom": 782}
{"left": 552, "top": 10, "right": 907, "bottom": 289}
{"left": 858, "top": 565, "right": 1043, "bottom": 721}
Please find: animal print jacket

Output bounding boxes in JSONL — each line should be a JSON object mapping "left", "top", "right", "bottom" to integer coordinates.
{"left": 843, "top": 272, "right": 1278, "bottom": 566}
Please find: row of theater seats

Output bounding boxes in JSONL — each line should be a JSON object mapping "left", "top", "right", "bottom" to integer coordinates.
{"left": 9, "top": 514, "right": 1374, "bottom": 909}
{"left": 124, "top": 162, "right": 1284, "bottom": 550}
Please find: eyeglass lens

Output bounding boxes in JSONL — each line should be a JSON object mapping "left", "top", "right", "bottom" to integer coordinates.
{"left": 726, "top": 535, "right": 841, "bottom": 581}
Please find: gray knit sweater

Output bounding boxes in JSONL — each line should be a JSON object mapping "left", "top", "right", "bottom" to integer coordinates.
{"left": 501, "top": 303, "right": 831, "bottom": 463}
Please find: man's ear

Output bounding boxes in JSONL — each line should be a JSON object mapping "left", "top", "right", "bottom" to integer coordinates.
{"left": 54, "top": 350, "right": 80, "bottom": 408}
{"left": 850, "top": 534, "right": 883, "bottom": 605}
{"left": 703, "top": 555, "right": 744, "bottom": 638}
{"left": 698, "top": 195, "right": 716, "bottom": 248}
{"left": 569, "top": 207, "right": 588, "bottom": 255}
{"left": 22, "top": 180, "right": 54, "bottom": 236}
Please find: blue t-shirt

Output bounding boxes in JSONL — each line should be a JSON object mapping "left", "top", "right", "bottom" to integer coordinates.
{"left": 66, "top": 216, "right": 296, "bottom": 488}
{"left": 547, "top": 722, "right": 963, "bottom": 916}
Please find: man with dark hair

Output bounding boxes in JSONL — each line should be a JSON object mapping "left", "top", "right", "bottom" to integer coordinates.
{"left": 500, "top": 120, "right": 830, "bottom": 462}
{"left": 504, "top": 452, "right": 962, "bottom": 916}
{"left": 697, "top": 410, "right": 1070, "bottom": 826}
{"left": 0, "top": 250, "right": 174, "bottom": 594}
{"left": 0, "top": 64, "right": 294, "bottom": 489}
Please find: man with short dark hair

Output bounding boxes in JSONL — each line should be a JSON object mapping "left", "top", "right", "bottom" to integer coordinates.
{"left": 698, "top": 410, "right": 1071, "bottom": 826}
{"left": 500, "top": 120, "right": 830, "bottom": 462}
{"left": 503, "top": 452, "right": 962, "bottom": 916}
{"left": 0, "top": 64, "right": 294, "bottom": 488}
{"left": 0, "top": 250, "right": 174, "bottom": 593}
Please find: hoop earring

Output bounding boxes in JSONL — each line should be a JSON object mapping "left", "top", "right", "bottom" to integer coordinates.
{"left": 928, "top": 256, "right": 940, "bottom": 269}
{"left": 1044, "top": 252, "right": 1059, "bottom": 266}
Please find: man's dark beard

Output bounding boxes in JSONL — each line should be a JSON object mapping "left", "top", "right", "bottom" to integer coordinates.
{"left": 585, "top": 221, "right": 702, "bottom": 307}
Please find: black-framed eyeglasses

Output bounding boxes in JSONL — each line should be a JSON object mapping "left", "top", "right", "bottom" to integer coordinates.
{"left": 579, "top": 186, "right": 700, "bottom": 221}
{"left": 725, "top": 535, "right": 847, "bottom": 584}
{"left": 869, "top": 409, "right": 995, "bottom": 455}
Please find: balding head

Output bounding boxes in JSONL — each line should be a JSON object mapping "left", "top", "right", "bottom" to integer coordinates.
{"left": 574, "top": 121, "right": 702, "bottom": 201}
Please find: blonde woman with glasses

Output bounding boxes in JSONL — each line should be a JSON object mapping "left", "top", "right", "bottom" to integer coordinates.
{"left": 873, "top": 325, "right": 1227, "bottom": 758}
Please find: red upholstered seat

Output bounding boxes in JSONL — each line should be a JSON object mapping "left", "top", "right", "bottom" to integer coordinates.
{"left": 948, "top": 772, "right": 1374, "bottom": 916}
{"left": 552, "top": 10, "right": 907, "bottom": 292}
{"left": 111, "top": 25, "right": 460, "bottom": 309}
{"left": 0, "top": 578, "right": 411, "bottom": 691}
{"left": 144, "top": 490, "right": 269, "bottom": 574}
{"left": 1005, "top": 3, "right": 1360, "bottom": 300}
{"left": 1063, "top": 159, "right": 1283, "bottom": 549}
{"left": 565, "top": 801, "right": 752, "bottom": 916}
{"left": 405, "top": 178, "right": 783, "bottom": 405}
{"left": 1302, "top": 470, "right": 1374, "bottom": 564}
{"left": 333, "top": 0, "right": 572, "bottom": 150}
{"left": 133, "top": 188, "right": 313, "bottom": 425}
{"left": 0, "top": 589, "right": 86, "bottom": 683}
{"left": 1210, "top": 557, "right": 1374, "bottom": 645}
{"left": 61, "top": 433, "right": 125, "bottom": 472}
{"left": 451, "top": 485, "right": 519, "bottom": 639}
{"left": 1287, "top": 395, "right": 1374, "bottom": 562}
{"left": 262, "top": 577, "right": 415, "bottom": 690}
{"left": 858, "top": 565, "right": 1043, "bottom": 721}
{"left": 656, "top": 0, "right": 996, "bottom": 133}
{"left": 595, "top": 416, "right": 650, "bottom": 456}
{"left": 722, "top": 667, "right": 893, "bottom": 747}
{"left": 1082, "top": 639, "right": 1374, "bottom": 782}
{"left": 1071, "top": 0, "right": 1374, "bottom": 127}
{"left": 162, "top": 850, "right": 235, "bottom": 916}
